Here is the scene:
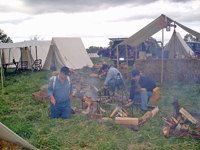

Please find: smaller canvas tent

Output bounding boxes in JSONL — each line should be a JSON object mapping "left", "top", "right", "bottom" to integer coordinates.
{"left": 43, "top": 37, "right": 93, "bottom": 70}
{"left": 0, "top": 122, "right": 38, "bottom": 150}
{"left": 164, "top": 31, "right": 195, "bottom": 58}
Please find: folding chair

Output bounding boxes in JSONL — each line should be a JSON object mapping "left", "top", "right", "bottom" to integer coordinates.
{"left": 32, "top": 59, "right": 42, "bottom": 71}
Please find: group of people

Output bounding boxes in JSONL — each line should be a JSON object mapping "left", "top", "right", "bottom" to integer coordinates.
{"left": 48, "top": 65, "right": 156, "bottom": 119}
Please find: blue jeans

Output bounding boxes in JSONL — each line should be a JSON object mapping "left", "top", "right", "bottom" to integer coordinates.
{"left": 134, "top": 91, "right": 153, "bottom": 110}
{"left": 50, "top": 99, "right": 71, "bottom": 119}
{"left": 107, "top": 79, "right": 123, "bottom": 92}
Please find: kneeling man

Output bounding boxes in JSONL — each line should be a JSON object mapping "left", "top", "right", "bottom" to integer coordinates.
{"left": 48, "top": 66, "right": 73, "bottom": 119}
{"left": 129, "top": 69, "right": 156, "bottom": 112}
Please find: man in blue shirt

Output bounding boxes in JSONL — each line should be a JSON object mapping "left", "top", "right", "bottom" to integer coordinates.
{"left": 129, "top": 69, "right": 156, "bottom": 112}
{"left": 100, "top": 64, "right": 124, "bottom": 93}
{"left": 48, "top": 66, "right": 73, "bottom": 119}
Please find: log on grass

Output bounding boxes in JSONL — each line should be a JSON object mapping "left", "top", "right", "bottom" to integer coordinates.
{"left": 115, "top": 117, "right": 138, "bottom": 125}
{"left": 151, "top": 106, "right": 159, "bottom": 117}
{"left": 139, "top": 111, "right": 153, "bottom": 127}
{"left": 179, "top": 108, "right": 198, "bottom": 124}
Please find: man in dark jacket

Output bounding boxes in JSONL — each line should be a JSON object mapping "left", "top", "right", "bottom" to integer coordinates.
{"left": 128, "top": 69, "right": 156, "bottom": 112}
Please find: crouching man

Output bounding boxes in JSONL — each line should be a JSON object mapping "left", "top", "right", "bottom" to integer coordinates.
{"left": 129, "top": 69, "right": 156, "bottom": 112}
{"left": 100, "top": 64, "right": 124, "bottom": 93}
{"left": 48, "top": 66, "right": 73, "bottom": 119}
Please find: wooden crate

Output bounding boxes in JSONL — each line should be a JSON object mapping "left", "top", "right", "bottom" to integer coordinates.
{"left": 149, "top": 87, "right": 160, "bottom": 102}
{"left": 32, "top": 92, "right": 50, "bottom": 102}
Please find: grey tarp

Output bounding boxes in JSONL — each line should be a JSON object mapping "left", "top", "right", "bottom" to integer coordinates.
{"left": 164, "top": 32, "right": 195, "bottom": 58}
{"left": 0, "top": 122, "right": 38, "bottom": 150}
{"left": 43, "top": 37, "right": 93, "bottom": 70}
{"left": 119, "top": 14, "right": 200, "bottom": 47}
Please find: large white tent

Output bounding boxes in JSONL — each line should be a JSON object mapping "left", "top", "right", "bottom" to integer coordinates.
{"left": 164, "top": 32, "right": 195, "bottom": 58}
{"left": 43, "top": 37, "right": 93, "bottom": 70}
{"left": 0, "top": 40, "right": 51, "bottom": 69}
{"left": 119, "top": 14, "right": 200, "bottom": 47}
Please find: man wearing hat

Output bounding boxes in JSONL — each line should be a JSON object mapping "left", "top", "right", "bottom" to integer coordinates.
{"left": 48, "top": 66, "right": 73, "bottom": 119}
{"left": 100, "top": 64, "right": 124, "bottom": 93}
{"left": 129, "top": 69, "right": 156, "bottom": 112}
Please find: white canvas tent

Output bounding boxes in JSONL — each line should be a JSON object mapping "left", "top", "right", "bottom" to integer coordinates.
{"left": 43, "top": 37, "right": 93, "bottom": 70}
{"left": 117, "top": 14, "right": 200, "bottom": 83}
{"left": 0, "top": 40, "right": 51, "bottom": 69}
{"left": 164, "top": 32, "right": 195, "bottom": 58}
{"left": 119, "top": 14, "right": 200, "bottom": 47}
{"left": 0, "top": 122, "right": 38, "bottom": 150}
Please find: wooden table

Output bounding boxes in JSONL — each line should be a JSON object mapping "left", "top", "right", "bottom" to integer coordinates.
{"left": 3, "top": 62, "right": 19, "bottom": 74}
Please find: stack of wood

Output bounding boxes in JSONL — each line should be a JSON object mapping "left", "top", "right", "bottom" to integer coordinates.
{"left": 110, "top": 106, "right": 128, "bottom": 117}
{"left": 114, "top": 101, "right": 159, "bottom": 130}
{"left": 89, "top": 61, "right": 107, "bottom": 78}
{"left": 161, "top": 99, "right": 200, "bottom": 140}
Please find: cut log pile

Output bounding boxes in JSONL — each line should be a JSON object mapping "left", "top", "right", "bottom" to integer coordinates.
{"left": 89, "top": 61, "right": 107, "bottom": 78}
{"left": 161, "top": 99, "right": 200, "bottom": 140}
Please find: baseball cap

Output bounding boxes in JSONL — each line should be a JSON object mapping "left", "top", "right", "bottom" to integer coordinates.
{"left": 60, "top": 66, "right": 69, "bottom": 75}
{"left": 132, "top": 69, "right": 140, "bottom": 77}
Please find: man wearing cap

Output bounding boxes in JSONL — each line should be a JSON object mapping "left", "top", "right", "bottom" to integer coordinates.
{"left": 48, "top": 66, "right": 73, "bottom": 119}
{"left": 129, "top": 69, "right": 156, "bottom": 112}
{"left": 100, "top": 64, "right": 124, "bottom": 93}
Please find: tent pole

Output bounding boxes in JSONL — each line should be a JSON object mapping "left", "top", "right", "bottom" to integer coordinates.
{"left": 20, "top": 48, "right": 22, "bottom": 63}
{"left": 116, "top": 46, "right": 119, "bottom": 70}
{"left": 125, "top": 45, "right": 128, "bottom": 75}
{"left": 161, "top": 28, "right": 164, "bottom": 84}
{"left": 1, "top": 49, "right": 4, "bottom": 90}
{"left": 35, "top": 46, "right": 38, "bottom": 60}
{"left": 9, "top": 48, "right": 10, "bottom": 64}
{"left": 30, "top": 46, "right": 33, "bottom": 74}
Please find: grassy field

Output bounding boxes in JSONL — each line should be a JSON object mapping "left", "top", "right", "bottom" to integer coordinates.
{"left": 0, "top": 57, "right": 200, "bottom": 150}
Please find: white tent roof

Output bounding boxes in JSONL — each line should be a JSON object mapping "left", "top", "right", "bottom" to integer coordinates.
{"left": 119, "top": 14, "right": 200, "bottom": 47}
{"left": 0, "top": 122, "right": 38, "bottom": 150}
{"left": 43, "top": 37, "right": 93, "bottom": 70}
{"left": 0, "top": 40, "right": 51, "bottom": 68}
{"left": 165, "top": 32, "right": 195, "bottom": 58}
{"left": 0, "top": 40, "right": 51, "bottom": 49}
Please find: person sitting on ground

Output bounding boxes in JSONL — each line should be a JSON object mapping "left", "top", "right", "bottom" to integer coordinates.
{"left": 128, "top": 69, "right": 156, "bottom": 112}
{"left": 100, "top": 64, "right": 124, "bottom": 93}
{"left": 48, "top": 66, "right": 73, "bottom": 119}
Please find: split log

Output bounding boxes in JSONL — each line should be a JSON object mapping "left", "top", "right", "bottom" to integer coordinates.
{"left": 179, "top": 108, "right": 198, "bottom": 124}
{"left": 151, "top": 106, "right": 159, "bottom": 117}
{"left": 115, "top": 117, "right": 138, "bottom": 125}
{"left": 139, "top": 111, "right": 153, "bottom": 127}
{"left": 110, "top": 107, "right": 119, "bottom": 117}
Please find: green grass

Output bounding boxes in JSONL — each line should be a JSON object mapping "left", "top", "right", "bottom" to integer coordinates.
{"left": 0, "top": 59, "right": 200, "bottom": 150}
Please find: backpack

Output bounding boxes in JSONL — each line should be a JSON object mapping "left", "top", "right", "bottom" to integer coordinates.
{"left": 49, "top": 76, "right": 71, "bottom": 93}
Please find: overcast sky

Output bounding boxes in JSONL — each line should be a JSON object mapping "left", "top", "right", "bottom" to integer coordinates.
{"left": 0, "top": 0, "right": 200, "bottom": 48}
